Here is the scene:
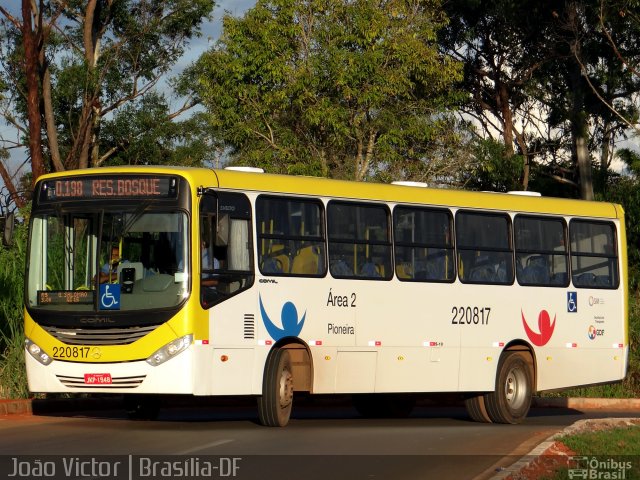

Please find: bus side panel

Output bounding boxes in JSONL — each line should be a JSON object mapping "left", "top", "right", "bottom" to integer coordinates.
{"left": 193, "top": 344, "right": 257, "bottom": 396}
{"left": 457, "top": 285, "right": 508, "bottom": 392}
{"left": 535, "top": 347, "right": 627, "bottom": 391}
{"left": 528, "top": 286, "right": 626, "bottom": 391}
{"left": 356, "top": 282, "right": 462, "bottom": 393}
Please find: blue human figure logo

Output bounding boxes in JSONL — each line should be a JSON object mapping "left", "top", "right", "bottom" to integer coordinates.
{"left": 259, "top": 295, "right": 306, "bottom": 341}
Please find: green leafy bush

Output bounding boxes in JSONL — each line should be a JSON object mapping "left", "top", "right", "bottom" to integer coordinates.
{"left": 0, "top": 220, "right": 29, "bottom": 399}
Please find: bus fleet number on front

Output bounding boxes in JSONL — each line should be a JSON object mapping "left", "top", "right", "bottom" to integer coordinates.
{"left": 451, "top": 306, "right": 491, "bottom": 325}
{"left": 52, "top": 346, "right": 90, "bottom": 359}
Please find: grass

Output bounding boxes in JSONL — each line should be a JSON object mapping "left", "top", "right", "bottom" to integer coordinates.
{"left": 542, "top": 426, "right": 640, "bottom": 480}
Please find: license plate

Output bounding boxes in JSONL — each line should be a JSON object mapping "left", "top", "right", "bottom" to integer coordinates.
{"left": 84, "top": 373, "right": 112, "bottom": 385}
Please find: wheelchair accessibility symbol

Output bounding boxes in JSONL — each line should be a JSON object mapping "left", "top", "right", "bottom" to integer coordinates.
{"left": 567, "top": 291, "right": 577, "bottom": 313}
{"left": 99, "top": 284, "right": 121, "bottom": 310}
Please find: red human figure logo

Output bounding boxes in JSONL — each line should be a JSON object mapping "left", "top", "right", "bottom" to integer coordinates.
{"left": 521, "top": 309, "right": 556, "bottom": 346}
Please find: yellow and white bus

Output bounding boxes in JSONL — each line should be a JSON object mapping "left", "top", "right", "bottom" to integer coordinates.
{"left": 24, "top": 166, "right": 628, "bottom": 425}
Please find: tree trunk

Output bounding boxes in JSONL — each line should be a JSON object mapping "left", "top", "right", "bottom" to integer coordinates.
{"left": 496, "top": 81, "right": 515, "bottom": 157}
{"left": 42, "top": 61, "right": 65, "bottom": 172}
{"left": 569, "top": 64, "right": 594, "bottom": 201}
{"left": 21, "top": 0, "right": 46, "bottom": 185}
{"left": 0, "top": 162, "right": 25, "bottom": 209}
{"left": 514, "top": 129, "right": 530, "bottom": 190}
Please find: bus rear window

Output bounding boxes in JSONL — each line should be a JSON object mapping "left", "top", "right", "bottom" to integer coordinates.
{"left": 570, "top": 220, "right": 618, "bottom": 289}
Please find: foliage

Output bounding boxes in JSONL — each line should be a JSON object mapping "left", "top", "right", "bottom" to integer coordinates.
{"left": 100, "top": 94, "right": 218, "bottom": 167}
{"left": 183, "top": 0, "right": 463, "bottom": 181}
{"left": 0, "top": 217, "right": 28, "bottom": 399}
{"left": 441, "top": 0, "right": 640, "bottom": 200}
{"left": 0, "top": 0, "right": 216, "bottom": 194}
{"left": 440, "top": 0, "right": 554, "bottom": 191}
{"left": 616, "top": 148, "right": 640, "bottom": 178}
{"left": 460, "top": 138, "right": 525, "bottom": 192}
{"left": 603, "top": 175, "right": 640, "bottom": 294}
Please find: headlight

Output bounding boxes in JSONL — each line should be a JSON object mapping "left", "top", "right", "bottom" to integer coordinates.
{"left": 25, "top": 338, "right": 53, "bottom": 366}
{"left": 146, "top": 334, "right": 193, "bottom": 367}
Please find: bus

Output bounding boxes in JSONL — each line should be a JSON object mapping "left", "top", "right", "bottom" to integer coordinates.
{"left": 24, "top": 166, "right": 628, "bottom": 426}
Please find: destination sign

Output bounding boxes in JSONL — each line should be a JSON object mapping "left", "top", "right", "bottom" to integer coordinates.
{"left": 37, "top": 290, "right": 94, "bottom": 305}
{"left": 40, "top": 175, "right": 178, "bottom": 201}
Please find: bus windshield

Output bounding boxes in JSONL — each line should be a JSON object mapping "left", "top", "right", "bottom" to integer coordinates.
{"left": 26, "top": 208, "right": 189, "bottom": 312}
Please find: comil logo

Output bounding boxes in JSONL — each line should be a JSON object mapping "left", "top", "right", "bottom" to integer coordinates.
{"left": 522, "top": 309, "right": 556, "bottom": 346}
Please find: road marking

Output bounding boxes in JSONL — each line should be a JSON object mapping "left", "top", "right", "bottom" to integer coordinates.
{"left": 176, "top": 439, "right": 234, "bottom": 455}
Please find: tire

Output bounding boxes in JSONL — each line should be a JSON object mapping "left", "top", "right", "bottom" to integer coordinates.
{"left": 124, "top": 394, "right": 160, "bottom": 420}
{"left": 257, "top": 348, "right": 294, "bottom": 427}
{"left": 464, "top": 394, "right": 492, "bottom": 423}
{"left": 484, "top": 351, "right": 533, "bottom": 424}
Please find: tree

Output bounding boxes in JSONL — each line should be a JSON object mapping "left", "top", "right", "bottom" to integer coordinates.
{"left": 440, "top": 0, "right": 554, "bottom": 192}
{"left": 0, "top": 0, "right": 215, "bottom": 196}
{"left": 183, "top": 0, "right": 463, "bottom": 181}
{"left": 441, "top": 0, "right": 640, "bottom": 200}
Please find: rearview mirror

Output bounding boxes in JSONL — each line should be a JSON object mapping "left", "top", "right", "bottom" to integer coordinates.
{"left": 2, "top": 212, "right": 14, "bottom": 247}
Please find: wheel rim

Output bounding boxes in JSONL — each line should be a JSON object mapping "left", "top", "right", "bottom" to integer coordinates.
{"left": 504, "top": 365, "right": 528, "bottom": 410}
{"left": 279, "top": 366, "right": 294, "bottom": 409}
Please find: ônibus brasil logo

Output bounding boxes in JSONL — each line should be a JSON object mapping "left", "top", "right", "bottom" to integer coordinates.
{"left": 521, "top": 309, "right": 556, "bottom": 346}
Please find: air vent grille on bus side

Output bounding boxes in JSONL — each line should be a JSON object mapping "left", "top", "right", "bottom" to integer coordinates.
{"left": 42, "top": 325, "right": 159, "bottom": 345}
{"left": 244, "top": 314, "right": 255, "bottom": 339}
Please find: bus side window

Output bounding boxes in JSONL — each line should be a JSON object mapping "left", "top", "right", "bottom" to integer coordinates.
{"left": 393, "top": 206, "right": 454, "bottom": 283}
{"left": 515, "top": 215, "right": 568, "bottom": 287}
{"left": 256, "top": 196, "right": 326, "bottom": 278}
{"left": 570, "top": 220, "right": 618, "bottom": 289}
{"left": 328, "top": 201, "right": 392, "bottom": 280}
{"left": 456, "top": 211, "right": 513, "bottom": 285}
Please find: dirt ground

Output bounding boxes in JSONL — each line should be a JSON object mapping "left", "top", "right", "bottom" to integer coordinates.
{"left": 505, "top": 418, "right": 640, "bottom": 480}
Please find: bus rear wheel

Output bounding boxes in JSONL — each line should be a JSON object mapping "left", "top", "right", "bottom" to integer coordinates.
{"left": 257, "top": 348, "right": 294, "bottom": 427}
{"left": 484, "top": 351, "right": 533, "bottom": 424}
{"left": 464, "top": 394, "right": 491, "bottom": 423}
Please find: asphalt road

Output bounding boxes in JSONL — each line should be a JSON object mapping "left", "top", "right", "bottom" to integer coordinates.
{"left": 0, "top": 396, "right": 637, "bottom": 480}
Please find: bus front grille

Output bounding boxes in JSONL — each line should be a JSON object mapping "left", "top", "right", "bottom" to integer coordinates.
{"left": 42, "top": 325, "right": 159, "bottom": 345}
{"left": 56, "top": 375, "right": 145, "bottom": 389}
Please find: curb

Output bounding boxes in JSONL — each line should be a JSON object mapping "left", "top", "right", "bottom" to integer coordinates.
{"left": 532, "top": 397, "right": 640, "bottom": 410}
{"left": 0, "top": 399, "right": 32, "bottom": 416}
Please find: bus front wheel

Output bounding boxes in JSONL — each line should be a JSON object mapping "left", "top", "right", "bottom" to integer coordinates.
{"left": 257, "top": 348, "right": 294, "bottom": 427}
{"left": 484, "top": 351, "right": 533, "bottom": 424}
